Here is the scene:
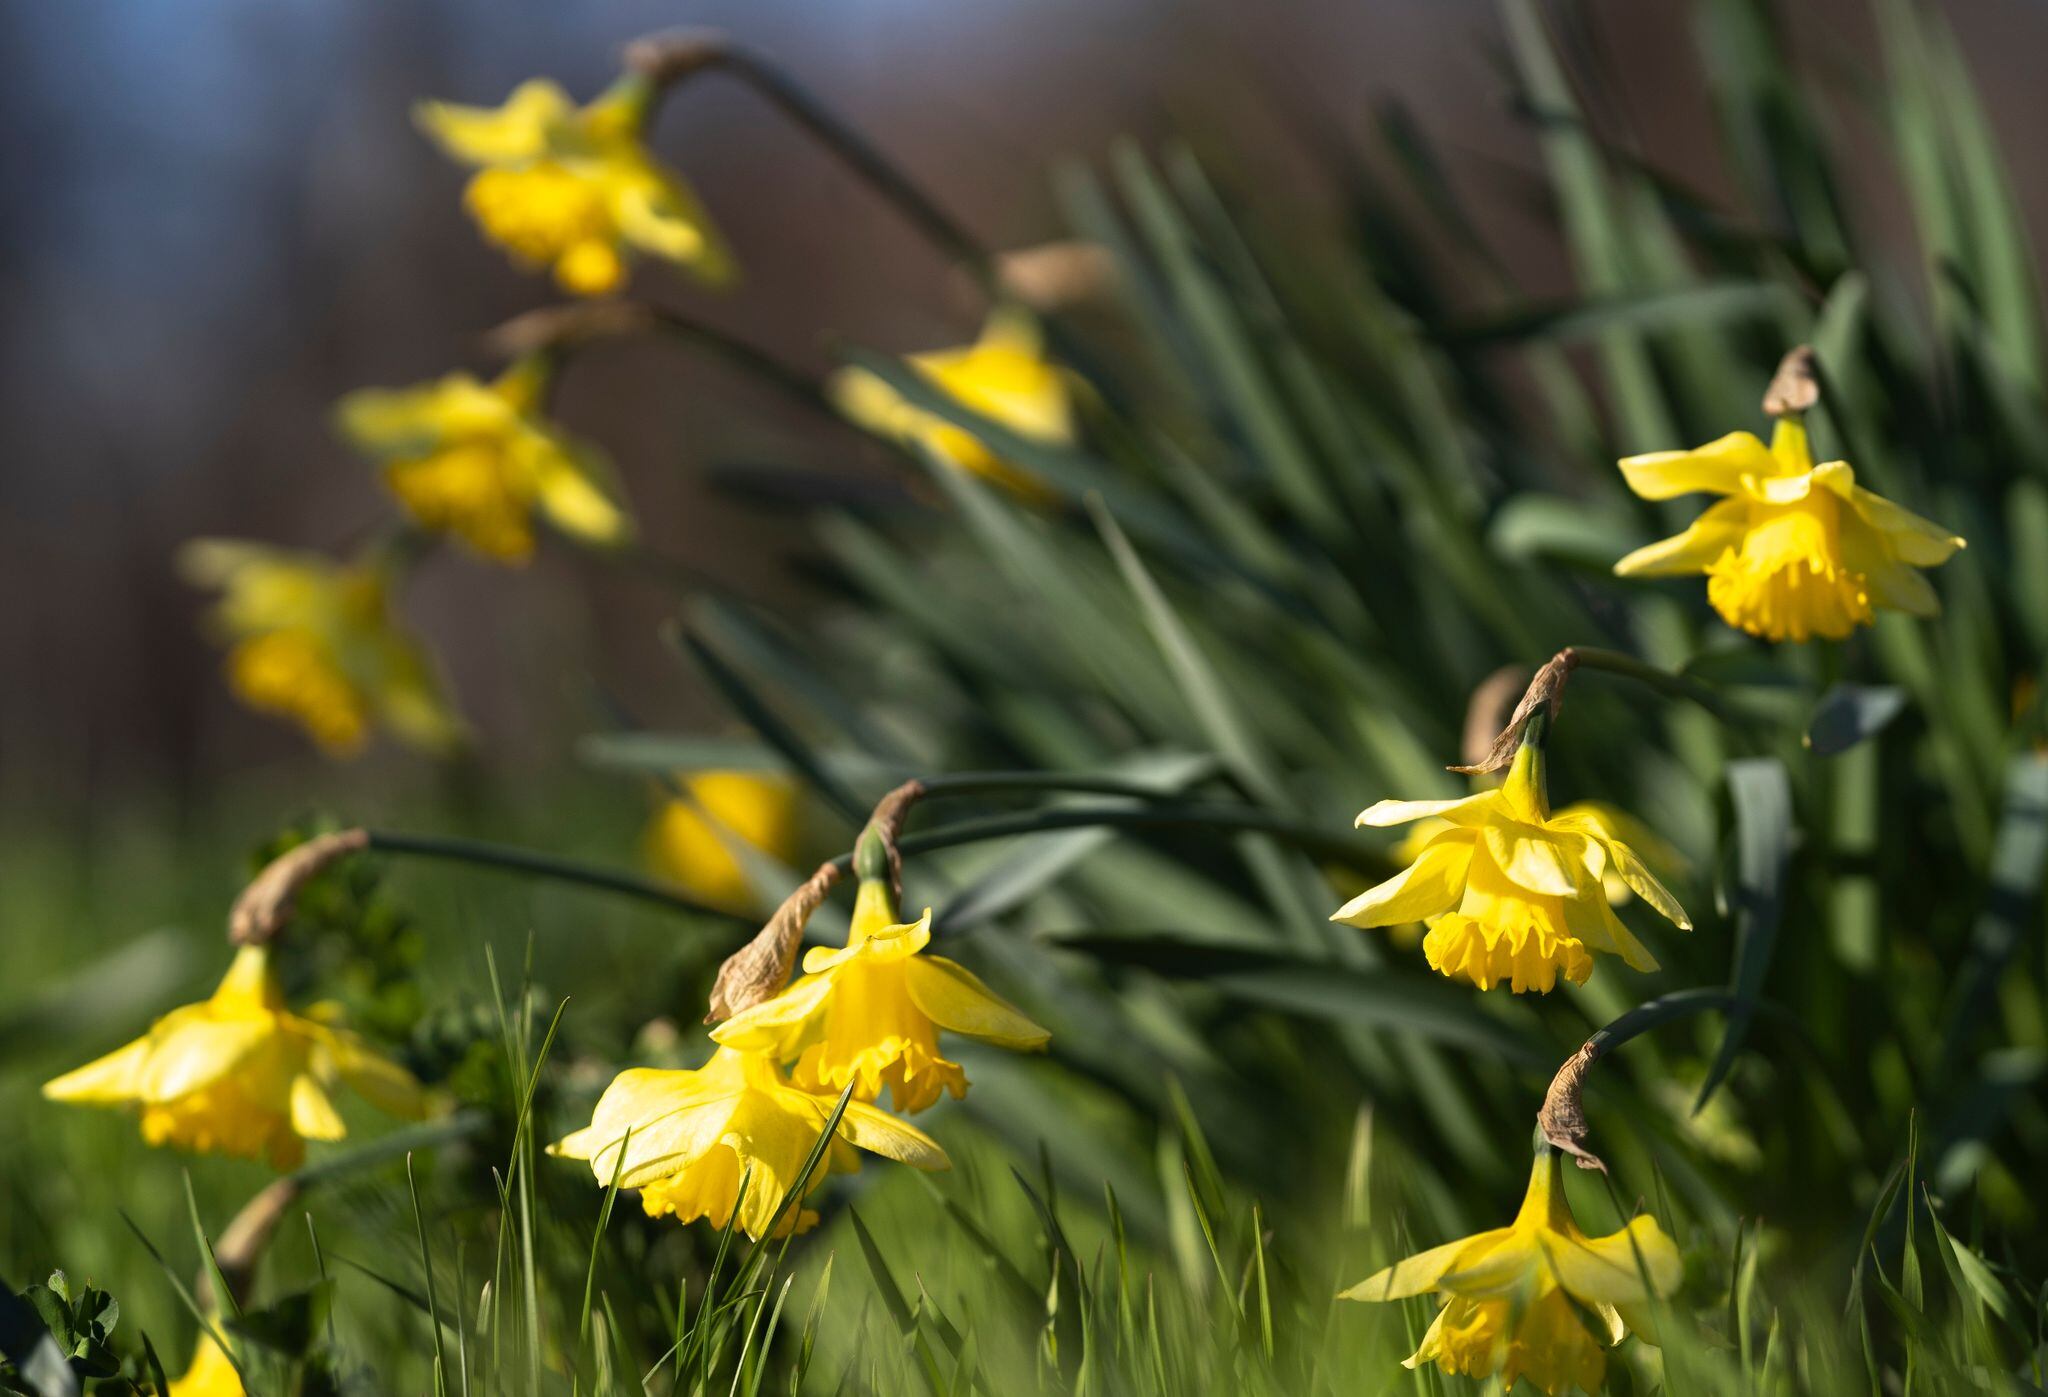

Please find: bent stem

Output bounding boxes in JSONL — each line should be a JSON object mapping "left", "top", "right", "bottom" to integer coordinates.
{"left": 625, "top": 30, "right": 996, "bottom": 292}
{"left": 1537, "top": 988, "right": 1740, "bottom": 1171}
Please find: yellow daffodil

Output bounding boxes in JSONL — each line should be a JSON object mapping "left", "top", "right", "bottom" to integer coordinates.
{"left": 180, "top": 541, "right": 462, "bottom": 756}
{"left": 337, "top": 359, "right": 628, "bottom": 564}
{"left": 643, "top": 770, "right": 801, "bottom": 911}
{"left": 711, "top": 880, "right": 1050, "bottom": 1112}
{"left": 1614, "top": 418, "right": 1964, "bottom": 642}
{"left": 1394, "top": 799, "right": 1681, "bottom": 919}
{"left": 549, "top": 1046, "right": 947, "bottom": 1238}
{"left": 168, "top": 1334, "right": 242, "bottom": 1397}
{"left": 416, "top": 77, "right": 733, "bottom": 295}
{"left": 1332, "top": 738, "right": 1689, "bottom": 993}
{"left": 829, "top": 309, "right": 1073, "bottom": 500}
{"left": 1342, "top": 1146, "right": 1682, "bottom": 1395}
{"left": 43, "top": 945, "right": 430, "bottom": 1170}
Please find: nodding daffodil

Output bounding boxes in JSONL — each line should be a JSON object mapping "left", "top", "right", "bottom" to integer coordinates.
{"left": 1394, "top": 800, "right": 1682, "bottom": 917}
{"left": 1342, "top": 1146, "right": 1682, "bottom": 1396}
{"left": 1332, "top": 735, "right": 1689, "bottom": 993}
{"left": 181, "top": 540, "right": 462, "bottom": 757}
{"left": 643, "top": 770, "right": 800, "bottom": 912}
{"left": 168, "top": 1335, "right": 242, "bottom": 1397}
{"left": 828, "top": 309, "right": 1073, "bottom": 500}
{"left": 711, "top": 880, "right": 1050, "bottom": 1113}
{"left": 549, "top": 1046, "right": 948, "bottom": 1238}
{"left": 1613, "top": 418, "right": 1964, "bottom": 642}
{"left": 416, "top": 77, "right": 733, "bottom": 295}
{"left": 43, "top": 945, "right": 430, "bottom": 1170}
{"left": 337, "top": 360, "right": 628, "bottom": 564}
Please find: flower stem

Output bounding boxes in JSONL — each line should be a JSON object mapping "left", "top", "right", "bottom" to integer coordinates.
{"left": 1565, "top": 646, "right": 1736, "bottom": 723}
{"left": 361, "top": 831, "right": 750, "bottom": 923}
{"left": 626, "top": 31, "right": 996, "bottom": 292}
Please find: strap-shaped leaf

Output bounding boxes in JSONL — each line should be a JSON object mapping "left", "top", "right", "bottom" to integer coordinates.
{"left": 1806, "top": 684, "right": 1910, "bottom": 756}
{"left": 1696, "top": 758, "right": 1794, "bottom": 1110}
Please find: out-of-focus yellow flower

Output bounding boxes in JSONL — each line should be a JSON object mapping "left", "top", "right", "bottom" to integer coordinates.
{"left": 337, "top": 359, "right": 628, "bottom": 564}
{"left": 1342, "top": 1146, "right": 1682, "bottom": 1395}
{"left": 416, "top": 77, "right": 733, "bottom": 295}
{"left": 712, "top": 880, "right": 1050, "bottom": 1112}
{"left": 43, "top": 945, "right": 430, "bottom": 1170}
{"left": 1333, "top": 740, "right": 1689, "bottom": 993}
{"left": 829, "top": 309, "right": 1072, "bottom": 500}
{"left": 1614, "top": 418, "right": 1964, "bottom": 642}
{"left": 181, "top": 541, "right": 462, "bottom": 757}
{"left": 168, "top": 1334, "right": 242, "bottom": 1397}
{"left": 643, "top": 770, "right": 800, "bottom": 912}
{"left": 549, "top": 1045, "right": 946, "bottom": 1238}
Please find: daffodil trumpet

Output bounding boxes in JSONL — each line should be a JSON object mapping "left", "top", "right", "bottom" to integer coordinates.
{"left": 1341, "top": 1141, "right": 1683, "bottom": 1395}
{"left": 1334, "top": 708, "right": 1691, "bottom": 993}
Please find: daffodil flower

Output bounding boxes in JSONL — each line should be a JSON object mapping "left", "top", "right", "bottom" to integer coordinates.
{"left": 181, "top": 540, "right": 462, "bottom": 756}
{"left": 416, "top": 77, "right": 733, "bottom": 295}
{"left": 43, "top": 945, "right": 430, "bottom": 1170}
{"left": 829, "top": 309, "right": 1073, "bottom": 500}
{"left": 1332, "top": 738, "right": 1688, "bottom": 993}
{"left": 168, "top": 1334, "right": 242, "bottom": 1397}
{"left": 1342, "top": 1145, "right": 1683, "bottom": 1395}
{"left": 549, "top": 1046, "right": 947, "bottom": 1238}
{"left": 1614, "top": 418, "right": 1964, "bottom": 642}
{"left": 643, "top": 770, "right": 800, "bottom": 912}
{"left": 710, "top": 881, "right": 1050, "bottom": 1112}
{"left": 337, "top": 359, "right": 629, "bottom": 564}
{"left": 1393, "top": 800, "right": 1681, "bottom": 919}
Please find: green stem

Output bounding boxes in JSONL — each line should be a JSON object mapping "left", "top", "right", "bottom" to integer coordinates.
{"left": 362, "top": 832, "right": 749, "bottom": 923}
{"left": 916, "top": 771, "right": 1202, "bottom": 802}
{"left": 1568, "top": 645, "right": 1737, "bottom": 723}
{"left": 640, "top": 35, "right": 996, "bottom": 292}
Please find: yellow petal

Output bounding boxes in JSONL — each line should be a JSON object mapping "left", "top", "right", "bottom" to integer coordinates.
{"left": 327, "top": 1032, "right": 431, "bottom": 1119}
{"left": 530, "top": 445, "right": 630, "bottom": 545}
{"left": 288, "top": 1074, "right": 347, "bottom": 1142}
{"left": 1340, "top": 1233, "right": 1502, "bottom": 1301}
{"left": 414, "top": 79, "right": 573, "bottom": 165}
{"left": 1618, "top": 431, "right": 1772, "bottom": 500}
{"left": 139, "top": 1016, "right": 279, "bottom": 1102}
{"left": 1331, "top": 834, "right": 1472, "bottom": 927}
{"left": 43, "top": 1037, "right": 153, "bottom": 1104}
{"left": 610, "top": 170, "right": 735, "bottom": 287}
{"left": 903, "top": 956, "right": 1050, "bottom": 1049}
{"left": 1481, "top": 822, "right": 1579, "bottom": 898}
{"left": 1354, "top": 792, "right": 1493, "bottom": 829}
{"left": 1612, "top": 498, "right": 1746, "bottom": 578}
{"left": 1845, "top": 484, "right": 1965, "bottom": 567}
{"left": 836, "top": 1098, "right": 951, "bottom": 1170}
{"left": 1544, "top": 1216, "right": 1683, "bottom": 1307}
{"left": 708, "top": 973, "right": 835, "bottom": 1055}
{"left": 337, "top": 376, "right": 510, "bottom": 457}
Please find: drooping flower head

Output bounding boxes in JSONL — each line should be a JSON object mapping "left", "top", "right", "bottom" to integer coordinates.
{"left": 711, "top": 879, "right": 1051, "bottom": 1112}
{"left": 1332, "top": 722, "right": 1688, "bottom": 993}
{"left": 43, "top": 945, "right": 430, "bottom": 1170}
{"left": 548, "top": 1045, "right": 947, "bottom": 1238}
{"left": 168, "top": 1333, "right": 242, "bottom": 1397}
{"left": 417, "top": 77, "right": 734, "bottom": 295}
{"left": 181, "top": 540, "right": 462, "bottom": 757}
{"left": 337, "top": 359, "right": 629, "bottom": 565}
{"left": 1342, "top": 1145, "right": 1683, "bottom": 1395}
{"left": 829, "top": 309, "right": 1073, "bottom": 500}
{"left": 1613, "top": 417, "right": 1964, "bottom": 642}
{"left": 643, "top": 769, "right": 801, "bottom": 912}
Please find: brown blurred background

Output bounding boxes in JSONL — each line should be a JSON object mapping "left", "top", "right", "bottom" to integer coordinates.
{"left": 5, "top": 0, "right": 2046, "bottom": 814}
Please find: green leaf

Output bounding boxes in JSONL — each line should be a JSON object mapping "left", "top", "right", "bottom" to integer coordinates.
{"left": 1805, "top": 684, "right": 1909, "bottom": 756}
{"left": 1696, "top": 758, "right": 1794, "bottom": 1110}
{"left": 0, "top": 1277, "right": 80, "bottom": 1397}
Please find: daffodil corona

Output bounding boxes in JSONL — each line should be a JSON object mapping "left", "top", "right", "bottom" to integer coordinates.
{"left": 43, "top": 945, "right": 430, "bottom": 1170}
{"left": 549, "top": 1046, "right": 947, "bottom": 1238}
{"left": 1614, "top": 418, "right": 1964, "bottom": 642}
{"left": 417, "top": 78, "right": 733, "bottom": 295}
{"left": 181, "top": 541, "right": 462, "bottom": 756}
{"left": 1333, "top": 730, "right": 1688, "bottom": 992}
{"left": 338, "top": 360, "right": 629, "bottom": 564}
{"left": 711, "top": 880, "right": 1050, "bottom": 1112}
{"left": 829, "top": 310, "right": 1074, "bottom": 500}
{"left": 1342, "top": 1145, "right": 1682, "bottom": 1395}
{"left": 643, "top": 770, "right": 801, "bottom": 911}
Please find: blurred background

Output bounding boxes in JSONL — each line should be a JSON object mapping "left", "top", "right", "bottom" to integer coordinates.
{"left": 4, "top": 0, "right": 2047, "bottom": 808}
